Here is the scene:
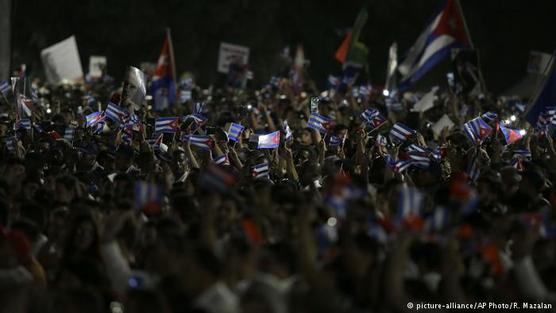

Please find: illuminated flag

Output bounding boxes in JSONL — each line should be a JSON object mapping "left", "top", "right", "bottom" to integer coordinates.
{"left": 257, "top": 131, "right": 280, "bottom": 149}
{"left": 463, "top": 117, "right": 492, "bottom": 144}
{"left": 227, "top": 123, "right": 245, "bottom": 142}
{"left": 389, "top": 122, "right": 415, "bottom": 144}
{"left": 182, "top": 134, "right": 213, "bottom": 150}
{"left": 308, "top": 113, "right": 333, "bottom": 134}
{"left": 105, "top": 102, "right": 128, "bottom": 123}
{"left": 361, "top": 108, "right": 387, "bottom": 130}
{"left": 499, "top": 125, "right": 523, "bottom": 145}
{"left": 154, "top": 117, "right": 180, "bottom": 133}
{"left": 398, "top": 0, "right": 471, "bottom": 91}
{"left": 150, "top": 29, "right": 177, "bottom": 111}
{"left": 85, "top": 111, "right": 106, "bottom": 128}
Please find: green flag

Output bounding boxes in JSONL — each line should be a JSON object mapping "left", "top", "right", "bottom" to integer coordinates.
{"left": 345, "top": 8, "right": 368, "bottom": 67}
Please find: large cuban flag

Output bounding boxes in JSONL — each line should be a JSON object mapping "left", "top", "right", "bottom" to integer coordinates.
{"left": 398, "top": 0, "right": 471, "bottom": 91}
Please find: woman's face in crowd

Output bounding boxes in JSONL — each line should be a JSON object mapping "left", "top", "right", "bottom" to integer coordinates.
{"left": 74, "top": 220, "right": 96, "bottom": 251}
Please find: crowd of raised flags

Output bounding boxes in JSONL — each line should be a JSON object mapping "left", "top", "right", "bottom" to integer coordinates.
{"left": 1, "top": 0, "right": 556, "bottom": 311}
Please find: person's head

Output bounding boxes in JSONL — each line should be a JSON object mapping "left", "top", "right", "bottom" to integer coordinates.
{"left": 65, "top": 213, "right": 99, "bottom": 257}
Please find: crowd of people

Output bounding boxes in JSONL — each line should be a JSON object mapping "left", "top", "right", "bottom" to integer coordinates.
{"left": 0, "top": 64, "right": 556, "bottom": 313}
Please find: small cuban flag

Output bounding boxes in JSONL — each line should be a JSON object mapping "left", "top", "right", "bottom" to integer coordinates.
{"left": 155, "top": 117, "right": 181, "bottom": 133}
{"left": 85, "top": 111, "right": 106, "bottom": 128}
{"left": 463, "top": 117, "right": 492, "bottom": 145}
{"left": 257, "top": 131, "right": 280, "bottom": 149}
{"left": 308, "top": 113, "right": 333, "bottom": 134}
{"left": 134, "top": 181, "right": 164, "bottom": 214}
{"left": 0, "top": 80, "right": 10, "bottom": 95}
{"left": 182, "top": 134, "right": 213, "bottom": 150}
{"left": 389, "top": 122, "right": 415, "bottom": 144}
{"left": 283, "top": 121, "right": 293, "bottom": 142}
{"left": 251, "top": 162, "right": 270, "bottom": 179}
{"left": 64, "top": 127, "right": 75, "bottom": 142}
{"left": 105, "top": 102, "right": 128, "bottom": 124}
{"left": 499, "top": 125, "right": 524, "bottom": 145}
{"left": 227, "top": 123, "right": 245, "bottom": 142}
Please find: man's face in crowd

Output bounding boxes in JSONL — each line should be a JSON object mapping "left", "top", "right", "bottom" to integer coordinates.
{"left": 74, "top": 220, "right": 96, "bottom": 251}
{"left": 298, "top": 129, "right": 312, "bottom": 146}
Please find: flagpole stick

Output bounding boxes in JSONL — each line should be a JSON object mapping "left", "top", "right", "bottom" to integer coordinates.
{"left": 166, "top": 28, "right": 178, "bottom": 99}
{"left": 455, "top": 0, "right": 487, "bottom": 92}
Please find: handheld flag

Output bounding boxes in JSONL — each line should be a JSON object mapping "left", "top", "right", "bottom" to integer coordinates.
{"left": 151, "top": 29, "right": 177, "bottom": 111}
{"left": 389, "top": 122, "right": 415, "bottom": 144}
{"left": 227, "top": 123, "right": 245, "bottom": 142}
{"left": 463, "top": 117, "right": 492, "bottom": 144}
{"left": 85, "top": 111, "right": 106, "bottom": 128}
{"left": 499, "top": 125, "right": 523, "bottom": 145}
{"left": 398, "top": 0, "right": 472, "bottom": 91}
{"left": 251, "top": 162, "right": 270, "bottom": 179}
{"left": 308, "top": 113, "right": 333, "bottom": 134}
{"left": 105, "top": 102, "right": 128, "bottom": 124}
{"left": 283, "top": 121, "right": 293, "bottom": 142}
{"left": 182, "top": 134, "right": 214, "bottom": 150}
{"left": 335, "top": 7, "right": 368, "bottom": 68}
{"left": 257, "top": 131, "right": 280, "bottom": 149}
{"left": 154, "top": 117, "right": 181, "bottom": 133}
{"left": 361, "top": 108, "right": 387, "bottom": 131}
{"left": 0, "top": 81, "right": 9, "bottom": 95}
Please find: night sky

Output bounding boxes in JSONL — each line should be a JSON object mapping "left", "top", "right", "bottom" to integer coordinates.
{"left": 10, "top": 0, "right": 556, "bottom": 92}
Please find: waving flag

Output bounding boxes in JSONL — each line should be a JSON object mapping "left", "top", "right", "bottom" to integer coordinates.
{"left": 481, "top": 111, "right": 498, "bottom": 123}
{"left": 105, "top": 102, "right": 128, "bottom": 123}
{"left": 0, "top": 81, "right": 9, "bottom": 95}
{"left": 85, "top": 111, "right": 106, "bottom": 128}
{"left": 308, "top": 113, "right": 333, "bottom": 134}
{"left": 335, "top": 7, "right": 368, "bottom": 68}
{"left": 389, "top": 122, "right": 415, "bottom": 144}
{"left": 257, "top": 131, "right": 280, "bottom": 149}
{"left": 398, "top": 0, "right": 471, "bottom": 91}
{"left": 151, "top": 29, "right": 177, "bottom": 111}
{"left": 154, "top": 117, "right": 180, "bottom": 133}
{"left": 227, "top": 123, "right": 245, "bottom": 142}
{"left": 361, "top": 108, "right": 387, "bottom": 130}
{"left": 463, "top": 117, "right": 492, "bottom": 144}
{"left": 385, "top": 155, "right": 415, "bottom": 174}
{"left": 182, "top": 134, "right": 213, "bottom": 150}
{"left": 213, "top": 154, "right": 230, "bottom": 166}
{"left": 328, "top": 134, "right": 345, "bottom": 148}
{"left": 252, "top": 162, "right": 270, "bottom": 179}
{"left": 499, "top": 125, "right": 523, "bottom": 145}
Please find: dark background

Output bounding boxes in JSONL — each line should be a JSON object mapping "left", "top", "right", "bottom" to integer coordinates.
{"left": 10, "top": 0, "right": 556, "bottom": 92}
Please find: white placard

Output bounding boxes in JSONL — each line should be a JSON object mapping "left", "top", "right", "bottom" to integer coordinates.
{"left": 88, "top": 55, "right": 107, "bottom": 78}
{"left": 411, "top": 87, "right": 438, "bottom": 112}
{"left": 217, "top": 42, "right": 249, "bottom": 74}
{"left": 432, "top": 114, "right": 455, "bottom": 137}
{"left": 41, "top": 36, "right": 84, "bottom": 84}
